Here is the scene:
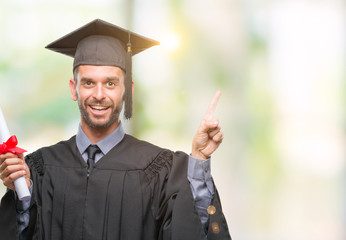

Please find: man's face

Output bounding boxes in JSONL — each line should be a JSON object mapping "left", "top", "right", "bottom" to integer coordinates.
{"left": 70, "top": 65, "right": 125, "bottom": 130}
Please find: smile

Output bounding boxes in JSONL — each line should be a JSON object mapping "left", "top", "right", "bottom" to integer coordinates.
{"left": 89, "top": 105, "right": 110, "bottom": 115}
{"left": 90, "top": 105, "right": 109, "bottom": 111}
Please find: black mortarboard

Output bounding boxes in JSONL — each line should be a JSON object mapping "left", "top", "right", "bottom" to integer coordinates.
{"left": 45, "top": 19, "right": 159, "bottom": 119}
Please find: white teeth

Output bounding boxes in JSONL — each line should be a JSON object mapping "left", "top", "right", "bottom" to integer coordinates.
{"left": 91, "top": 105, "right": 107, "bottom": 110}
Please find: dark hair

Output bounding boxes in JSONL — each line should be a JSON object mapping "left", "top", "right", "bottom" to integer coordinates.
{"left": 73, "top": 66, "right": 79, "bottom": 82}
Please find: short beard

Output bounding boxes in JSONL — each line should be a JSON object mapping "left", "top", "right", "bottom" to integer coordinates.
{"left": 77, "top": 95, "right": 123, "bottom": 129}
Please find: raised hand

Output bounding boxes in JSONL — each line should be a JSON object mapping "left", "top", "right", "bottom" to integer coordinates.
{"left": 191, "top": 90, "right": 223, "bottom": 160}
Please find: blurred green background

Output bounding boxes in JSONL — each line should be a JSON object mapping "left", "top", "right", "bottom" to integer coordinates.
{"left": 1, "top": 0, "right": 345, "bottom": 239}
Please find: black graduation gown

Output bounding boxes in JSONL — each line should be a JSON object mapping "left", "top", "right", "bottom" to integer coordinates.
{"left": 0, "top": 134, "right": 231, "bottom": 240}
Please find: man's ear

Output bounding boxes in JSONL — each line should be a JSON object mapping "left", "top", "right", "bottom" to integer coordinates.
{"left": 69, "top": 78, "right": 78, "bottom": 101}
{"left": 132, "top": 81, "right": 134, "bottom": 93}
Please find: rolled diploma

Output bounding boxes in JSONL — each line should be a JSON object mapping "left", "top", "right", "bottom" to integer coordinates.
{"left": 0, "top": 107, "right": 30, "bottom": 201}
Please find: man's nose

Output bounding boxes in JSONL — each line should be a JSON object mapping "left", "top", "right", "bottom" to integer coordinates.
{"left": 93, "top": 84, "right": 105, "bottom": 100}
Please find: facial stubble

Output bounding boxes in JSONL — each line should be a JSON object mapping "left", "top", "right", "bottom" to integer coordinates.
{"left": 77, "top": 92, "right": 124, "bottom": 129}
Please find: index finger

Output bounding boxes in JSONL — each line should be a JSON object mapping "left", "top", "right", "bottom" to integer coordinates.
{"left": 0, "top": 152, "right": 19, "bottom": 164}
{"left": 205, "top": 90, "right": 221, "bottom": 116}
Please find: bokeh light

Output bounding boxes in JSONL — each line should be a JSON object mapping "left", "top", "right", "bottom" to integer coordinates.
{"left": 160, "top": 31, "right": 181, "bottom": 53}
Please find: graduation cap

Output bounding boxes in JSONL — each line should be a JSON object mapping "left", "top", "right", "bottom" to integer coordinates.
{"left": 45, "top": 19, "right": 160, "bottom": 119}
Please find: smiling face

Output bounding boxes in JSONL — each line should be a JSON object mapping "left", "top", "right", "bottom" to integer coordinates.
{"left": 70, "top": 65, "right": 125, "bottom": 135}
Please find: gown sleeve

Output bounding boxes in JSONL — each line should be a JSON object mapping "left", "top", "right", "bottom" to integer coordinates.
{"left": 145, "top": 150, "right": 231, "bottom": 240}
{"left": 22, "top": 150, "right": 45, "bottom": 240}
{"left": 0, "top": 150, "right": 43, "bottom": 240}
{"left": 0, "top": 188, "right": 19, "bottom": 239}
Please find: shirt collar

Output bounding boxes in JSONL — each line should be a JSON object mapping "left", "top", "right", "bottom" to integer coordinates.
{"left": 76, "top": 122, "right": 125, "bottom": 155}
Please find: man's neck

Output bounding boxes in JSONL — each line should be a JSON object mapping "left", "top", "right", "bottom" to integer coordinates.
{"left": 80, "top": 121, "right": 120, "bottom": 144}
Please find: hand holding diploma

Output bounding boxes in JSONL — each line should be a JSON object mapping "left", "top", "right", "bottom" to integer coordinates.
{"left": 0, "top": 107, "right": 31, "bottom": 200}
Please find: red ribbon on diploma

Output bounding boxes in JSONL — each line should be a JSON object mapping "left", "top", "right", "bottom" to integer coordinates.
{"left": 0, "top": 135, "right": 27, "bottom": 155}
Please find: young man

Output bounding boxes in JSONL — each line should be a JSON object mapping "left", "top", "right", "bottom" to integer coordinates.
{"left": 0, "top": 19, "right": 231, "bottom": 240}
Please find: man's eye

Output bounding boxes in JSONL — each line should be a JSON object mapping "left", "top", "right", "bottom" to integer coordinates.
{"left": 86, "top": 81, "right": 92, "bottom": 85}
{"left": 107, "top": 82, "right": 115, "bottom": 87}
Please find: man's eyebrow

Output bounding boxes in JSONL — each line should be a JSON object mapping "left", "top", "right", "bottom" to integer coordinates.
{"left": 79, "top": 76, "right": 120, "bottom": 83}
{"left": 80, "top": 77, "right": 92, "bottom": 83}
{"left": 106, "top": 76, "right": 120, "bottom": 81}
